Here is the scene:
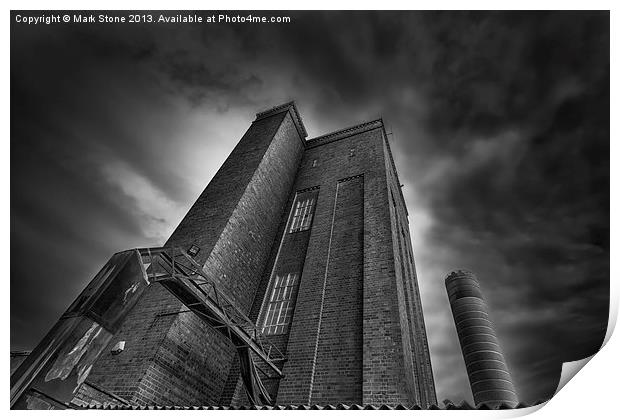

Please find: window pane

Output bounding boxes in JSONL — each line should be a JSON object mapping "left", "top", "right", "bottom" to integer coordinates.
{"left": 289, "top": 196, "right": 316, "bottom": 233}
{"left": 262, "top": 272, "right": 301, "bottom": 335}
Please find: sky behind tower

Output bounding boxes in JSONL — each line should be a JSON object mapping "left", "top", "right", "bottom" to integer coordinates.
{"left": 10, "top": 11, "right": 609, "bottom": 404}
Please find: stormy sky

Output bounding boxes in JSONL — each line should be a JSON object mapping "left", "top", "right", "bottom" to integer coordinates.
{"left": 10, "top": 11, "right": 609, "bottom": 404}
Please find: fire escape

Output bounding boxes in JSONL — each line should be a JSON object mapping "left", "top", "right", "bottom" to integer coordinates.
{"left": 139, "top": 246, "right": 283, "bottom": 405}
{"left": 10, "top": 246, "right": 284, "bottom": 408}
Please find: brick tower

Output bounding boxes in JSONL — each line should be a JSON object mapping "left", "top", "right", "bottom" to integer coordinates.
{"left": 12, "top": 102, "right": 437, "bottom": 408}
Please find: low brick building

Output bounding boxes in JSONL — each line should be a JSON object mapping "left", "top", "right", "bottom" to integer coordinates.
{"left": 11, "top": 102, "right": 437, "bottom": 409}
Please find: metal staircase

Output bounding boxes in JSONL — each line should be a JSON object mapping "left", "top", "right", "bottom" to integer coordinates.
{"left": 11, "top": 246, "right": 282, "bottom": 408}
{"left": 137, "top": 247, "right": 284, "bottom": 405}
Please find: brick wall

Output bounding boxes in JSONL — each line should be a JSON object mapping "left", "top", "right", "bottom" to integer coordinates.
{"left": 310, "top": 175, "right": 364, "bottom": 404}
{"left": 223, "top": 187, "right": 319, "bottom": 405}
{"left": 383, "top": 137, "right": 437, "bottom": 406}
{"left": 199, "top": 111, "right": 306, "bottom": 313}
{"left": 273, "top": 122, "right": 436, "bottom": 406}
{"left": 270, "top": 124, "right": 406, "bottom": 405}
{"left": 357, "top": 128, "right": 413, "bottom": 406}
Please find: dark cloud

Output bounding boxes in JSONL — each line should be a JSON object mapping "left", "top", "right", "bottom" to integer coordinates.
{"left": 409, "top": 13, "right": 609, "bottom": 401}
{"left": 10, "top": 11, "right": 608, "bottom": 404}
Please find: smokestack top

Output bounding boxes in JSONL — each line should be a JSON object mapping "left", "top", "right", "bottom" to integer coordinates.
{"left": 445, "top": 269, "right": 478, "bottom": 286}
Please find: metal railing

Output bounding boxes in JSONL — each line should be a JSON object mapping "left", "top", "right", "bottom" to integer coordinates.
{"left": 136, "top": 247, "right": 285, "bottom": 379}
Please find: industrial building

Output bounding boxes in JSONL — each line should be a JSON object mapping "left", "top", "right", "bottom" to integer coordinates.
{"left": 11, "top": 102, "right": 438, "bottom": 409}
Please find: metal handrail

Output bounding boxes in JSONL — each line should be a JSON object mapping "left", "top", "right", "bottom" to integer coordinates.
{"left": 136, "top": 247, "right": 286, "bottom": 373}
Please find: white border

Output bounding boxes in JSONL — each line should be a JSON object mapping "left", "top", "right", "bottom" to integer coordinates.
{"left": 4, "top": 2, "right": 616, "bottom": 419}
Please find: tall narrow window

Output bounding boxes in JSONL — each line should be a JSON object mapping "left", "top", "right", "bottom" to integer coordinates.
{"left": 262, "top": 273, "right": 300, "bottom": 335}
{"left": 289, "top": 197, "right": 315, "bottom": 233}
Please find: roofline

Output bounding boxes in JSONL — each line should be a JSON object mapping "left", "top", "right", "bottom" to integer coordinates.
{"left": 303, "top": 116, "right": 410, "bottom": 217}
{"left": 252, "top": 105, "right": 408, "bottom": 218}
{"left": 80, "top": 400, "right": 543, "bottom": 410}
{"left": 255, "top": 101, "right": 308, "bottom": 139}
{"left": 306, "top": 118, "right": 384, "bottom": 149}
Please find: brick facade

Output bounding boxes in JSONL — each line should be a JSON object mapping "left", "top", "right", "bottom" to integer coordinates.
{"left": 21, "top": 102, "right": 437, "bottom": 408}
{"left": 235, "top": 115, "right": 436, "bottom": 406}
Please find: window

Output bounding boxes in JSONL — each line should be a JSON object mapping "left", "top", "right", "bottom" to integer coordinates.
{"left": 262, "top": 273, "right": 300, "bottom": 335}
{"left": 289, "top": 197, "right": 315, "bottom": 233}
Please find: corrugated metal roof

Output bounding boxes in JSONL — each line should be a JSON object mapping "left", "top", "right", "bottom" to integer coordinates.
{"left": 82, "top": 401, "right": 546, "bottom": 410}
